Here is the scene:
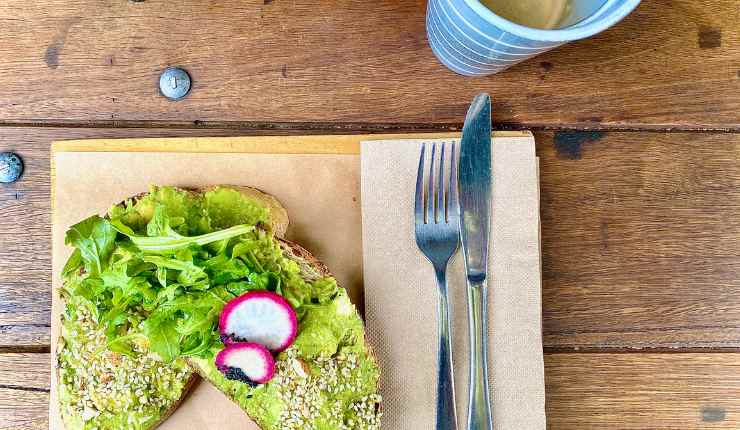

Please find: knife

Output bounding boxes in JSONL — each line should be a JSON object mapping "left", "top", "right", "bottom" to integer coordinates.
{"left": 458, "top": 93, "right": 494, "bottom": 430}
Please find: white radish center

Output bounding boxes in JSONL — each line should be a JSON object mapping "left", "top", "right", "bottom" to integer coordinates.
{"left": 224, "top": 348, "right": 267, "bottom": 380}
{"left": 225, "top": 297, "right": 293, "bottom": 350}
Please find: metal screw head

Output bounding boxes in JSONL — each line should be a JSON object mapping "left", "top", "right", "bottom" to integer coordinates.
{"left": 0, "top": 152, "right": 23, "bottom": 183}
{"left": 159, "top": 67, "right": 191, "bottom": 100}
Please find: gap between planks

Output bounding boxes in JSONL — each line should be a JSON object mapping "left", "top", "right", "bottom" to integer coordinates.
{"left": 0, "top": 120, "right": 737, "bottom": 133}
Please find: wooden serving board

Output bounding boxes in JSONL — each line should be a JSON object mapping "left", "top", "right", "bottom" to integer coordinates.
{"left": 49, "top": 131, "right": 531, "bottom": 429}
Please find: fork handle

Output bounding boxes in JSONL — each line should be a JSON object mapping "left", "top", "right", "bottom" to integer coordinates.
{"left": 467, "top": 280, "right": 493, "bottom": 430}
{"left": 435, "top": 269, "right": 459, "bottom": 430}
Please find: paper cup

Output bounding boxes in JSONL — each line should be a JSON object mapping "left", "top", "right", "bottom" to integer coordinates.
{"left": 427, "top": 0, "right": 641, "bottom": 76}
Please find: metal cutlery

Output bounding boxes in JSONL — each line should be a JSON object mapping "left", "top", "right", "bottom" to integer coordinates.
{"left": 458, "top": 93, "right": 494, "bottom": 430}
{"left": 414, "top": 142, "right": 460, "bottom": 430}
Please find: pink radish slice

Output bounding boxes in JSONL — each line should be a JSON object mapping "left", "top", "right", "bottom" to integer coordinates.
{"left": 215, "top": 342, "right": 275, "bottom": 385}
{"left": 219, "top": 291, "right": 298, "bottom": 352}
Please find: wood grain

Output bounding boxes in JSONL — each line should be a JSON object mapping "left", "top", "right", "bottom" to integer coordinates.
{"left": 4, "top": 128, "right": 740, "bottom": 350}
{"left": 539, "top": 131, "right": 740, "bottom": 350}
{"left": 4, "top": 353, "right": 740, "bottom": 429}
{"left": 0, "top": 0, "right": 737, "bottom": 129}
{"left": 545, "top": 353, "right": 740, "bottom": 429}
{"left": 0, "top": 354, "right": 49, "bottom": 430}
{"left": 0, "top": 353, "right": 49, "bottom": 390}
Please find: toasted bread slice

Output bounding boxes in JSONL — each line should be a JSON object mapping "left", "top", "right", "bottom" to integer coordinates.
{"left": 56, "top": 185, "right": 290, "bottom": 430}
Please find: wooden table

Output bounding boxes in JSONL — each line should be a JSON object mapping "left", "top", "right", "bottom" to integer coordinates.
{"left": 1, "top": 0, "right": 739, "bottom": 428}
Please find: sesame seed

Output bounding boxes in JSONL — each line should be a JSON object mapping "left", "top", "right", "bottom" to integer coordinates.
{"left": 58, "top": 308, "right": 193, "bottom": 425}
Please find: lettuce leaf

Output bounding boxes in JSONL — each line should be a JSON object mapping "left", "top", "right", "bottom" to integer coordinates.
{"left": 143, "top": 318, "right": 180, "bottom": 363}
{"left": 64, "top": 215, "right": 117, "bottom": 275}
{"left": 112, "top": 219, "right": 254, "bottom": 254}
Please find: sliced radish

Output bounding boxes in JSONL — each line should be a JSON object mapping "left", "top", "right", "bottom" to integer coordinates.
{"left": 219, "top": 291, "right": 298, "bottom": 352}
{"left": 215, "top": 342, "right": 275, "bottom": 385}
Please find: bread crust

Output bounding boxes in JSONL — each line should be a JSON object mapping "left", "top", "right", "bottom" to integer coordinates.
{"left": 277, "top": 238, "right": 331, "bottom": 280}
{"left": 149, "top": 374, "right": 200, "bottom": 430}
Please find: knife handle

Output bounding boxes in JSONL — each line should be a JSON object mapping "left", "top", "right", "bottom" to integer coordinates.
{"left": 467, "top": 280, "right": 493, "bottom": 430}
{"left": 435, "top": 268, "right": 458, "bottom": 430}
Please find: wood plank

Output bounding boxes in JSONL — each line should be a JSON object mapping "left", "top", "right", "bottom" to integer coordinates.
{"left": 0, "top": 353, "right": 49, "bottom": 390}
{"left": 4, "top": 128, "right": 740, "bottom": 350}
{"left": 4, "top": 352, "right": 740, "bottom": 429}
{"left": 545, "top": 353, "right": 740, "bottom": 429}
{"left": 0, "top": 354, "right": 49, "bottom": 430}
{"left": 539, "top": 131, "right": 740, "bottom": 350}
{"left": 0, "top": 389, "right": 48, "bottom": 430}
{"left": 0, "top": 0, "right": 737, "bottom": 129}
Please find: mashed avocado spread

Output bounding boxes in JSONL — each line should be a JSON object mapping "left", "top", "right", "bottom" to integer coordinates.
{"left": 59, "top": 186, "right": 381, "bottom": 430}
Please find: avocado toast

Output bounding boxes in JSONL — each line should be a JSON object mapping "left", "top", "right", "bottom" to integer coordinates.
{"left": 56, "top": 185, "right": 381, "bottom": 430}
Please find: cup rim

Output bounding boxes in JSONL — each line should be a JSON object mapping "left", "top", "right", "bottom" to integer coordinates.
{"left": 461, "top": 0, "right": 642, "bottom": 42}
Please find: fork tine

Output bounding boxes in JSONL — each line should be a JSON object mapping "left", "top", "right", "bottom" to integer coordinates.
{"left": 449, "top": 141, "right": 459, "bottom": 219}
{"left": 438, "top": 143, "right": 446, "bottom": 223}
{"left": 428, "top": 143, "right": 436, "bottom": 224}
{"left": 415, "top": 144, "right": 426, "bottom": 225}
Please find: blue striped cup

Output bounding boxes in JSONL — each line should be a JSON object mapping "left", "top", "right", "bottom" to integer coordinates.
{"left": 427, "top": 0, "right": 641, "bottom": 76}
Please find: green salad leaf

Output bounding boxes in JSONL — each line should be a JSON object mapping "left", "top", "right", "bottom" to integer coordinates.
{"left": 64, "top": 215, "right": 117, "bottom": 275}
{"left": 143, "top": 317, "right": 180, "bottom": 362}
{"left": 112, "top": 218, "right": 254, "bottom": 254}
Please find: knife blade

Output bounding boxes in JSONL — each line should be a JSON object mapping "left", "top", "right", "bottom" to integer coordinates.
{"left": 458, "top": 93, "right": 494, "bottom": 430}
{"left": 459, "top": 93, "right": 492, "bottom": 282}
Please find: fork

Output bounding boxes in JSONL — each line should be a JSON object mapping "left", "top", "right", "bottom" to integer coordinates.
{"left": 414, "top": 142, "right": 460, "bottom": 430}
